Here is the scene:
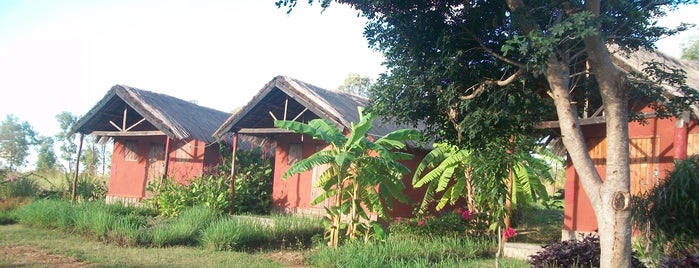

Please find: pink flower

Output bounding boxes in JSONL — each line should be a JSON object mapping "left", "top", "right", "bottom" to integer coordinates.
{"left": 455, "top": 207, "right": 463, "bottom": 214}
{"left": 461, "top": 210, "right": 474, "bottom": 220}
{"left": 395, "top": 217, "right": 402, "bottom": 223}
{"left": 504, "top": 227, "right": 516, "bottom": 239}
{"left": 417, "top": 220, "right": 425, "bottom": 226}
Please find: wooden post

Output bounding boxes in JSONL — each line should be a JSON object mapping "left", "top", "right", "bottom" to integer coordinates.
{"left": 229, "top": 133, "right": 239, "bottom": 214}
{"left": 162, "top": 137, "right": 170, "bottom": 181}
{"left": 72, "top": 134, "right": 85, "bottom": 203}
{"left": 674, "top": 111, "right": 690, "bottom": 160}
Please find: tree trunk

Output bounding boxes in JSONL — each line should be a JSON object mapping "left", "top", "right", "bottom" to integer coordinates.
{"left": 584, "top": 36, "right": 632, "bottom": 268}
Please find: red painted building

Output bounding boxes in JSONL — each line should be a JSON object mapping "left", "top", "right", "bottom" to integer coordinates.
{"left": 561, "top": 48, "right": 699, "bottom": 239}
{"left": 71, "top": 85, "right": 230, "bottom": 204}
{"left": 214, "top": 76, "right": 426, "bottom": 217}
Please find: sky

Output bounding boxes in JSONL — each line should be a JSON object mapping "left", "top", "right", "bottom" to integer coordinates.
{"left": 0, "top": 0, "right": 698, "bottom": 140}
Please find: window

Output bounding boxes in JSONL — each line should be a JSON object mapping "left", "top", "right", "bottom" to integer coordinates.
{"left": 124, "top": 140, "right": 138, "bottom": 161}
{"left": 288, "top": 143, "right": 302, "bottom": 165}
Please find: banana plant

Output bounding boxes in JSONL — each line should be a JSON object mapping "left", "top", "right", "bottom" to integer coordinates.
{"left": 412, "top": 140, "right": 555, "bottom": 226}
{"left": 275, "top": 107, "right": 421, "bottom": 248}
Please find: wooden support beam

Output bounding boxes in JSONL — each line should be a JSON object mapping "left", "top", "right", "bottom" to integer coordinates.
{"left": 90, "top": 130, "right": 165, "bottom": 136}
{"left": 71, "top": 134, "right": 84, "bottom": 203}
{"left": 237, "top": 128, "right": 294, "bottom": 134}
{"left": 124, "top": 118, "right": 147, "bottom": 132}
{"left": 122, "top": 108, "right": 128, "bottom": 131}
{"left": 283, "top": 98, "right": 288, "bottom": 120}
{"left": 109, "top": 120, "right": 122, "bottom": 131}
{"left": 268, "top": 111, "right": 278, "bottom": 121}
{"left": 291, "top": 108, "right": 308, "bottom": 122}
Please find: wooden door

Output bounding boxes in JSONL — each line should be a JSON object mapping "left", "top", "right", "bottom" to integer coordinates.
{"left": 311, "top": 144, "right": 332, "bottom": 209}
{"left": 145, "top": 143, "right": 166, "bottom": 198}
{"left": 629, "top": 138, "right": 658, "bottom": 194}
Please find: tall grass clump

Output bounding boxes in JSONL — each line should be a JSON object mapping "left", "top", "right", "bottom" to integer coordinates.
{"left": 271, "top": 214, "right": 324, "bottom": 248}
{"left": 150, "top": 206, "right": 220, "bottom": 247}
{"left": 13, "top": 198, "right": 74, "bottom": 229}
{"left": 201, "top": 217, "right": 272, "bottom": 251}
{"left": 73, "top": 202, "right": 116, "bottom": 239}
{"left": 310, "top": 235, "right": 496, "bottom": 267}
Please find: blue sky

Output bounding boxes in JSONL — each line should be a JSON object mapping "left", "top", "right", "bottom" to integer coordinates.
{"left": 0, "top": 0, "right": 697, "bottom": 140}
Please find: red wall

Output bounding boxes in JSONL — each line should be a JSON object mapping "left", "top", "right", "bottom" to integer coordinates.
{"left": 107, "top": 136, "right": 223, "bottom": 201}
{"left": 564, "top": 115, "right": 699, "bottom": 233}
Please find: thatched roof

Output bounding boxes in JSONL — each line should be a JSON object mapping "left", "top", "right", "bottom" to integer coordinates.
{"left": 71, "top": 85, "right": 230, "bottom": 144}
{"left": 214, "top": 75, "right": 409, "bottom": 138}
{"left": 610, "top": 45, "right": 699, "bottom": 117}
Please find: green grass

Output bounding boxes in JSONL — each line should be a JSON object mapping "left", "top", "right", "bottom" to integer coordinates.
{"left": 509, "top": 207, "right": 563, "bottom": 244}
{"left": 0, "top": 224, "right": 283, "bottom": 267}
{"left": 310, "top": 234, "right": 529, "bottom": 267}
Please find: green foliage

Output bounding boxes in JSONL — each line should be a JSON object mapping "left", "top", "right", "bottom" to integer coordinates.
{"left": 0, "top": 114, "right": 37, "bottom": 171}
{"left": 35, "top": 136, "right": 57, "bottom": 171}
{"left": 230, "top": 147, "right": 273, "bottom": 214}
{"left": 338, "top": 72, "right": 372, "bottom": 97}
{"left": 146, "top": 175, "right": 229, "bottom": 217}
{"left": 413, "top": 139, "right": 553, "bottom": 229}
{"left": 54, "top": 111, "right": 79, "bottom": 172}
{"left": 681, "top": 35, "right": 699, "bottom": 61}
{"left": 632, "top": 155, "right": 699, "bottom": 258}
{"left": 275, "top": 107, "right": 421, "bottom": 247}
{"left": 62, "top": 173, "right": 107, "bottom": 202}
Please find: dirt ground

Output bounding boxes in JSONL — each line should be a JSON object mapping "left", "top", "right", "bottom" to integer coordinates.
{"left": 0, "top": 245, "right": 90, "bottom": 268}
{"left": 0, "top": 244, "right": 308, "bottom": 268}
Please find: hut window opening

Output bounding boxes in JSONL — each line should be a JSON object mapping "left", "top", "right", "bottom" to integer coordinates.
{"left": 124, "top": 140, "right": 138, "bottom": 161}
{"left": 288, "top": 143, "right": 302, "bottom": 165}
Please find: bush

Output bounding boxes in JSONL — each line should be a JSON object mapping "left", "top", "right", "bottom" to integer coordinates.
{"left": 13, "top": 198, "right": 74, "bottom": 229}
{"left": 528, "top": 235, "right": 645, "bottom": 268}
{"left": 390, "top": 208, "right": 489, "bottom": 238}
{"left": 632, "top": 155, "right": 699, "bottom": 258}
{"left": 1, "top": 176, "right": 40, "bottom": 198}
{"left": 659, "top": 254, "right": 699, "bottom": 268}
{"left": 146, "top": 175, "right": 229, "bottom": 217}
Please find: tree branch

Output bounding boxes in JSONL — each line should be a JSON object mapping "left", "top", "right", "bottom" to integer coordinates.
{"left": 460, "top": 68, "right": 525, "bottom": 100}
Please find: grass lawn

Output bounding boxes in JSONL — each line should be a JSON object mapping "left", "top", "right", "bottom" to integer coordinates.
{"left": 0, "top": 224, "right": 287, "bottom": 267}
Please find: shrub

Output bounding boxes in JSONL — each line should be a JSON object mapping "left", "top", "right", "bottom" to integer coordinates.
{"left": 659, "top": 254, "right": 699, "bottom": 268}
{"left": 390, "top": 208, "right": 489, "bottom": 238}
{"left": 528, "top": 235, "right": 646, "bottom": 268}
{"left": 632, "top": 155, "right": 699, "bottom": 258}
{"left": 146, "top": 175, "right": 229, "bottom": 217}
{"left": 62, "top": 173, "right": 108, "bottom": 201}
{"left": 1, "top": 176, "right": 40, "bottom": 198}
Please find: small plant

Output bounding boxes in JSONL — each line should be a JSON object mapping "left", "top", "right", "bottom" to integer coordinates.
{"left": 528, "top": 235, "right": 646, "bottom": 268}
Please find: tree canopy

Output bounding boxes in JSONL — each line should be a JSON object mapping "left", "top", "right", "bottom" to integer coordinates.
{"left": 682, "top": 34, "right": 699, "bottom": 61}
{"left": 0, "top": 115, "right": 37, "bottom": 171}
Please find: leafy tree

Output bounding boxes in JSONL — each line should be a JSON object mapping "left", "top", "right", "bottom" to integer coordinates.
{"left": 681, "top": 35, "right": 699, "bottom": 61}
{"left": 275, "top": 108, "right": 420, "bottom": 248}
{"left": 55, "top": 112, "right": 78, "bottom": 172}
{"left": 338, "top": 72, "right": 372, "bottom": 97}
{"left": 35, "top": 136, "right": 57, "bottom": 171}
{"left": 276, "top": 0, "right": 699, "bottom": 266}
{"left": 80, "top": 139, "right": 101, "bottom": 176}
{"left": 0, "top": 115, "right": 37, "bottom": 171}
